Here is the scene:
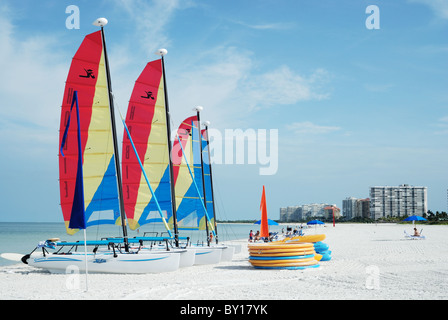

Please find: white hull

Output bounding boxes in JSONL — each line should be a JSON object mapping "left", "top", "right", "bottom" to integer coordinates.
{"left": 26, "top": 250, "right": 180, "bottom": 274}
{"left": 192, "top": 247, "right": 222, "bottom": 265}
{"left": 219, "top": 245, "right": 235, "bottom": 262}
{"left": 226, "top": 243, "right": 242, "bottom": 254}
{"left": 178, "top": 248, "right": 196, "bottom": 267}
{"left": 133, "top": 246, "right": 196, "bottom": 268}
{"left": 191, "top": 245, "right": 234, "bottom": 264}
{"left": 198, "top": 245, "right": 235, "bottom": 261}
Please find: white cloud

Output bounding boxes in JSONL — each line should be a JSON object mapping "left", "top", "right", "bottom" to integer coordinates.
{"left": 286, "top": 121, "right": 341, "bottom": 135}
{"left": 408, "top": 0, "right": 448, "bottom": 19}
{"left": 167, "top": 46, "right": 253, "bottom": 128}
{"left": 244, "top": 66, "right": 330, "bottom": 110}
{"left": 0, "top": 10, "right": 66, "bottom": 156}
{"left": 364, "top": 83, "right": 395, "bottom": 93}
{"left": 107, "top": 1, "right": 329, "bottom": 131}
{"left": 166, "top": 47, "right": 330, "bottom": 131}
{"left": 114, "top": 0, "right": 196, "bottom": 55}
{"left": 434, "top": 116, "right": 448, "bottom": 134}
{"left": 232, "top": 20, "right": 295, "bottom": 30}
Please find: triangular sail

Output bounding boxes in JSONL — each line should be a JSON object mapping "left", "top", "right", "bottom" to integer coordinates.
{"left": 172, "top": 116, "right": 207, "bottom": 230}
{"left": 260, "top": 185, "right": 269, "bottom": 238}
{"left": 201, "top": 129, "right": 215, "bottom": 229}
{"left": 59, "top": 31, "right": 120, "bottom": 235}
{"left": 60, "top": 91, "right": 86, "bottom": 230}
{"left": 121, "top": 59, "right": 173, "bottom": 230}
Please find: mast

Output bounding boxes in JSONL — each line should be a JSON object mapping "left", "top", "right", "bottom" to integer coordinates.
{"left": 94, "top": 18, "right": 129, "bottom": 251}
{"left": 203, "top": 121, "right": 219, "bottom": 244}
{"left": 156, "top": 49, "right": 179, "bottom": 247}
{"left": 194, "top": 106, "right": 211, "bottom": 245}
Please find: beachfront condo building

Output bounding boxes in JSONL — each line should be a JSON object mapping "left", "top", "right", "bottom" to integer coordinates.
{"left": 279, "top": 206, "right": 302, "bottom": 222}
{"left": 342, "top": 197, "right": 370, "bottom": 219}
{"left": 280, "top": 203, "right": 340, "bottom": 222}
{"left": 369, "top": 184, "right": 427, "bottom": 220}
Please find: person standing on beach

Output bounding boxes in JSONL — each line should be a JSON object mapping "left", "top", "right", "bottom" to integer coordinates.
{"left": 249, "top": 230, "right": 254, "bottom": 242}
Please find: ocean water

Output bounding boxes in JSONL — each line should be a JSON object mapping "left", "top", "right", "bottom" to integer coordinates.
{"left": 0, "top": 222, "right": 269, "bottom": 266}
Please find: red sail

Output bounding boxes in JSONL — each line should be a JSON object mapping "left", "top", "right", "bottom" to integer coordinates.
{"left": 121, "top": 59, "right": 173, "bottom": 230}
{"left": 59, "top": 31, "right": 120, "bottom": 234}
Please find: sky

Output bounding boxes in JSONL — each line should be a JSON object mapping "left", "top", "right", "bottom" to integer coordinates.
{"left": 0, "top": 0, "right": 447, "bottom": 223}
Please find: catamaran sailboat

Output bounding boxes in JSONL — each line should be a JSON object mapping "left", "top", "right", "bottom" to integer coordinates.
{"left": 119, "top": 46, "right": 198, "bottom": 268}
{"left": 22, "top": 18, "right": 182, "bottom": 274}
{"left": 172, "top": 113, "right": 234, "bottom": 263}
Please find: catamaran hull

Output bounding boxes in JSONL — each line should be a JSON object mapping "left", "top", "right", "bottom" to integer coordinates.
{"left": 26, "top": 251, "right": 180, "bottom": 274}
{"left": 134, "top": 246, "right": 196, "bottom": 268}
{"left": 179, "top": 248, "right": 196, "bottom": 267}
{"left": 193, "top": 247, "right": 222, "bottom": 265}
{"left": 227, "top": 243, "right": 242, "bottom": 254}
{"left": 219, "top": 245, "right": 235, "bottom": 261}
{"left": 196, "top": 245, "right": 234, "bottom": 262}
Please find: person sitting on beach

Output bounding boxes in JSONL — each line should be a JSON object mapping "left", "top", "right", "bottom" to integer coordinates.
{"left": 413, "top": 228, "right": 420, "bottom": 236}
{"left": 249, "top": 230, "right": 254, "bottom": 242}
{"left": 254, "top": 231, "right": 260, "bottom": 241}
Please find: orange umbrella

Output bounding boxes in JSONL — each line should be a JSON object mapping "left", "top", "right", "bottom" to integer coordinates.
{"left": 260, "top": 185, "right": 269, "bottom": 238}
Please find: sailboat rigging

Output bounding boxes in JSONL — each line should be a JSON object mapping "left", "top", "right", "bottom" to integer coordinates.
{"left": 119, "top": 48, "right": 196, "bottom": 267}
{"left": 173, "top": 112, "right": 235, "bottom": 262}
{"left": 201, "top": 122, "right": 218, "bottom": 244}
{"left": 22, "top": 18, "right": 181, "bottom": 274}
{"left": 99, "top": 19, "right": 129, "bottom": 251}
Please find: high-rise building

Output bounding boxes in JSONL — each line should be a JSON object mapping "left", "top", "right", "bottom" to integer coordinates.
{"left": 369, "top": 184, "right": 427, "bottom": 220}
{"left": 279, "top": 203, "right": 338, "bottom": 222}
{"left": 358, "top": 198, "right": 370, "bottom": 219}
{"left": 342, "top": 197, "right": 358, "bottom": 220}
{"left": 342, "top": 197, "right": 370, "bottom": 219}
{"left": 279, "top": 206, "right": 301, "bottom": 222}
{"left": 324, "top": 205, "right": 341, "bottom": 220}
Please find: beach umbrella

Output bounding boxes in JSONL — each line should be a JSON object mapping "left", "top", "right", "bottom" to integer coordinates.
{"left": 307, "top": 219, "right": 324, "bottom": 232}
{"left": 254, "top": 219, "right": 278, "bottom": 226}
{"left": 403, "top": 215, "right": 427, "bottom": 222}
{"left": 307, "top": 219, "right": 324, "bottom": 225}
{"left": 403, "top": 215, "right": 427, "bottom": 227}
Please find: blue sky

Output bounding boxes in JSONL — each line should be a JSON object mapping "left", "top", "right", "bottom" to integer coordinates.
{"left": 0, "top": 0, "right": 447, "bottom": 223}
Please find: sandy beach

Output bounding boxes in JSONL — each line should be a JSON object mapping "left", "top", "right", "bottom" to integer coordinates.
{"left": 1, "top": 223, "right": 447, "bottom": 300}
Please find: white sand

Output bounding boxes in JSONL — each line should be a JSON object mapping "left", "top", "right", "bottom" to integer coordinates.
{"left": 1, "top": 223, "right": 447, "bottom": 300}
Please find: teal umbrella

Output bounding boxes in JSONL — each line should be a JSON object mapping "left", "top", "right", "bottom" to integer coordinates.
{"left": 307, "top": 219, "right": 324, "bottom": 232}
{"left": 403, "top": 215, "right": 427, "bottom": 227}
{"left": 403, "top": 215, "right": 427, "bottom": 222}
{"left": 307, "top": 219, "right": 324, "bottom": 225}
{"left": 254, "top": 219, "right": 278, "bottom": 225}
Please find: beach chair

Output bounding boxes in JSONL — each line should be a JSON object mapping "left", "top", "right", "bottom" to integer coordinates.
{"left": 404, "top": 229, "right": 426, "bottom": 240}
